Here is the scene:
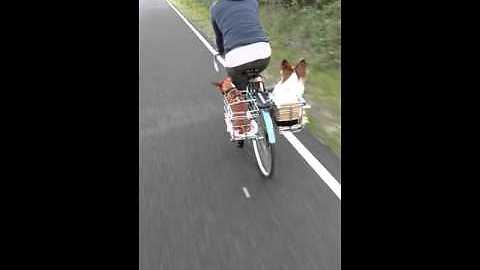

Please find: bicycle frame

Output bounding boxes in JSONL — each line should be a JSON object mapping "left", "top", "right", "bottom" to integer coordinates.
{"left": 246, "top": 80, "right": 276, "bottom": 144}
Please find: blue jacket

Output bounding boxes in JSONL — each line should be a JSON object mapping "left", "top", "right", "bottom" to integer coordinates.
{"left": 210, "top": 0, "right": 269, "bottom": 55}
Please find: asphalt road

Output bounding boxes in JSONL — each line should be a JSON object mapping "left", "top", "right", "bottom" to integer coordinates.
{"left": 139, "top": 0, "right": 341, "bottom": 269}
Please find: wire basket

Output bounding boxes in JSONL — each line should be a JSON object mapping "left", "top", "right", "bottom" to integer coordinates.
{"left": 223, "top": 90, "right": 260, "bottom": 141}
{"left": 272, "top": 98, "right": 309, "bottom": 132}
{"left": 273, "top": 103, "right": 304, "bottom": 122}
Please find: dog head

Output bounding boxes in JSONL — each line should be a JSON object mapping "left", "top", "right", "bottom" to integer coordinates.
{"left": 280, "top": 59, "right": 307, "bottom": 83}
{"left": 273, "top": 58, "right": 308, "bottom": 102}
{"left": 212, "top": 77, "right": 243, "bottom": 103}
{"left": 211, "top": 77, "right": 236, "bottom": 95}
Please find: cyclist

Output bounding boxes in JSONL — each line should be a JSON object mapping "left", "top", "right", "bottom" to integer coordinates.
{"left": 210, "top": 0, "right": 271, "bottom": 91}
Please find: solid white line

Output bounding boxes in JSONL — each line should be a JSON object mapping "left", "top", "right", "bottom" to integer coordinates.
{"left": 242, "top": 187, "right": 251, "bottom": 198}
{"left": 282, "top": 131, "right": 341, "bottom": 199}
{"left": 165, "top": 0, "right": 340, "bottom": 200}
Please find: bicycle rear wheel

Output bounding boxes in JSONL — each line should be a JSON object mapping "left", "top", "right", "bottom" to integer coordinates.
{"left": 252, "top": 112, "right": 274, "bottom": 178}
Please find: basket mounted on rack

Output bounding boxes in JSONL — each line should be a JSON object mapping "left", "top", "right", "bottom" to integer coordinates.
{"left": 274, "top": 103, "right": 303, "bottom": 123}
{"left": 271, "top": 99, "right": 309, "bottom": 132}
{"left": 222, "top": 89, "right": 259, "bottom": 140}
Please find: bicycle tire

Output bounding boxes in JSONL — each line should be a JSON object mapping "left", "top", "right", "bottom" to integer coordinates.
{"left": 252, "top": 112, "right": 275, "bottom": 178}
{"left": 236, "top": 140, "right": 244, "bottom": 148}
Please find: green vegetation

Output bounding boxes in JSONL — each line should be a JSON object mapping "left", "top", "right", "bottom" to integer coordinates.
{"left": 170, "top": 0, "right": 341, "bottom": 157}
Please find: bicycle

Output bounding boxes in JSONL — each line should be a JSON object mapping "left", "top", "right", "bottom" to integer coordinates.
{"left": 213, "top": 55, "right": 276, "bottom": 177}
{"left": 213, "top": 54, "right": 309, "bottom": 178}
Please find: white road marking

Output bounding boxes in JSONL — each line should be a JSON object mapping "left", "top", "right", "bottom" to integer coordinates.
{"left": 242, "top": 187, "right": 251, "bottom": 198}
{"left": 165, "top": 0, "right": 341, "bottom": 200}
{"left": 165, "top": 0, "right": 225, "bottom": 66}
{"left": 281, "top": 131, "right": 341, "bottom": 199}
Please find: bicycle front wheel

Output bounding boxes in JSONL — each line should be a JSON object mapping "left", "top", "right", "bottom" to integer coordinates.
{"left": 252, "top": 113, "right": 275, "bottom": 178}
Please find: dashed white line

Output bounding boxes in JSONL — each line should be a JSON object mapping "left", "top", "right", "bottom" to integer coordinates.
{"left": 165, "top": 0, "right": 341, "bottom": 200}
{"left": 242, "top": 187, "right": 251, "bottom": 198}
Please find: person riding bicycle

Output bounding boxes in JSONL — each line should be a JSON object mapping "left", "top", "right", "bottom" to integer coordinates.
{"left": 210, "top": 0, "right": 271, "bottom": 91}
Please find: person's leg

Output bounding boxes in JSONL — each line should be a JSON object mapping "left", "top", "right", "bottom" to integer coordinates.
{"left": 225, "top": 67, "right": 248, "bottom": 91}
{"left": 226, "top": 57, "right": 270, "bottom": 90}
{"left": 249, "top": 57, "right": 270, "bottom": 76}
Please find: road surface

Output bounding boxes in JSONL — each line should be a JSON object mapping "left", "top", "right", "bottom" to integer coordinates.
{"left": 140, "top": 0, "right": 341, "bottom": 269}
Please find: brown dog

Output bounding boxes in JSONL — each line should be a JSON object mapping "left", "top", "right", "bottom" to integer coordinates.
{"left": 212, "top": 77, "right": 250, "bottom": 135}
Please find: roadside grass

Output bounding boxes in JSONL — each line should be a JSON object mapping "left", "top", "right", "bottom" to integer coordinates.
{"left": 169, "top": 0, "right": 341, "bottom": 157}
{"left": 170, "top": 0, "right": 215, "bottom": 40}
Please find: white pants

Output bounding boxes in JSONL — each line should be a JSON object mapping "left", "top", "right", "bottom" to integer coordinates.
{"left": 224, "top": 42, "right": 272, "bottom": 68}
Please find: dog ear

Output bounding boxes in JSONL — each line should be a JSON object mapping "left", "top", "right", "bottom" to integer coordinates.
{"left": 211, "top": 81, "right": 222, "bottom": 88}
{"left": 280, "top": 59, "right": 294, "bottom": 82}
{"left": 294, "top": 59, "right": 307, "bottom": 79}
{"left": 281, "top": 59, "right": 291, "bottom": 68}
{"left": 211, "top": 81, "right": 225, "bottom": 94}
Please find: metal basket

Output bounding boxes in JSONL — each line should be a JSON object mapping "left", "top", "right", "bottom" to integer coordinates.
{"left": 273, "top": 103, "right": 304, "bottom": 122}
{"left": 223, "top": 90, "right": 260, "bottom": 141}
{"left": 272, "top": 98, "right": 310, "bottom": 133}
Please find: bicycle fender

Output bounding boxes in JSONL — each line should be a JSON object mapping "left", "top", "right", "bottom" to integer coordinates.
{"left": 261, "top": 110, "right": 276, "bottom": 144}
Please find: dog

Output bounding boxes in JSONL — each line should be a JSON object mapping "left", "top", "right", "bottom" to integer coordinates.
{"left": 271, "top": 59, "right": 307, "bottom": 106}
{"left": 212, "top": 77, "right": 251, "bottom": 135}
